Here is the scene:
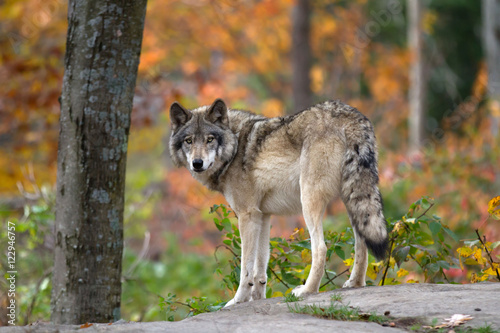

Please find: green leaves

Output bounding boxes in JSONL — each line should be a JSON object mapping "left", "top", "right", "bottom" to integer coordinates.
{"left": 382, "top": 196, "right": 461, "bottom": 285}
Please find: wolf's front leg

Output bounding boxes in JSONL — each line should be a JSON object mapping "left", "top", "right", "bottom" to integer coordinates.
{"left": 251, "top": 214, "right": 271, "bottom": 301}
{"left": 225, "top": 209, "right": 263, "bottom": 307}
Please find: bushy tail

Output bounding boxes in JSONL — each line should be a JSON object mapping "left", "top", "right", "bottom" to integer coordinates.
{"left": 340, "top": 132, "right": 388, "bottom": 260}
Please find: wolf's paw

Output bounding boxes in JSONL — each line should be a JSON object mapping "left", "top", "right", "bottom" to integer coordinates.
{"left": 292, "top": 285, "right": 314, "bottom": 297}
{"left": 224, "top": 298, "right": 236, "bottom": 308}
{"left": 342, "top": 279, "right": 365, "bottom": 288}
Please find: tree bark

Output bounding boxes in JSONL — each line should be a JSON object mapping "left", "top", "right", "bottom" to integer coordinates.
{"left": 407, "top": 0, "right": 426, "bottom": 152}
{"left": 291, "top": 0, "right": 312, "bottom": 114}
{"left": 483, "top": 0, "right": 500, "bottom": 137}
{"left": 51, "top": 0, "right": 147, "bottom": 324}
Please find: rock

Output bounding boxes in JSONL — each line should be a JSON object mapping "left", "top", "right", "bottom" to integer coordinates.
{"left": 0, "top": 283, "right": 498, "bottom": 333}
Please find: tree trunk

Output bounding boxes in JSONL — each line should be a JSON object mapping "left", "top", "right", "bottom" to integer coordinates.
{"left": 407, "top": 0, "right": 425, "bottom": 151}
{"left": 51, "top": 0, "right": 147, "bottom": 324}
{"left": 291, "top": 0, "right": 312, "bottom": 114}
{"left": 483, "top": 0, "right": 500, "bottom": 137}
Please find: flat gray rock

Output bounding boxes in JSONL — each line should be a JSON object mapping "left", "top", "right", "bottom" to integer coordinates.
{"left": 1, "top": 283, "right": 498, "bottom": 332}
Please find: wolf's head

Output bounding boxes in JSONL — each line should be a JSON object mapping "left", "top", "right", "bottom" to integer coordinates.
{"left": 169, "top": 99, "right": 238, "bottom": 178}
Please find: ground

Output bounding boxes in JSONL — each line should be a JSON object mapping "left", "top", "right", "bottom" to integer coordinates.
{"left": 1, "top": 283, "right": 498, "bottom": 332}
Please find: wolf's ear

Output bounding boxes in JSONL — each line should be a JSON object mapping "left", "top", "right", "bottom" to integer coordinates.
{"left": 170, "top": 102, "right": 192, "bottom": 131}
{"left": 206, "top": 99, "right": 228, "bottom": 126}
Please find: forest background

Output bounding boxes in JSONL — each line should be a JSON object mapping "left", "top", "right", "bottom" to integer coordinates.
{"left": 1, "top": 0, "right": 499, "bottom": 324}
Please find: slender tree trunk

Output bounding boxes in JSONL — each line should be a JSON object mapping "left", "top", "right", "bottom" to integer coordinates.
{"left": 291, "top": 0, "right": 312, "bottom": 114}
{"left": 483, "top": 0, "right": 500, "bottom": 137}
{"left": 407, "top": 0, "right": 425, "bottom": 151}
{"left": 51, "top": 0, "right": 147, "bottom": 324}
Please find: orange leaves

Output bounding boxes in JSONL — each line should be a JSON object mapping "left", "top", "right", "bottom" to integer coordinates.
{"left": 261, "top": 99, "right": 284, "bottom": 118}
{"left": 310, "top": 66, "right": 324, "bottom": 94}
{"left": 363, "top": 47, "right": 410, "bottom": 104}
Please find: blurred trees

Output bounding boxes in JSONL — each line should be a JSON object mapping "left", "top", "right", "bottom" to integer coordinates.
{"left": 291, "top": 0, "right": 312, "bottom": 113}
{"left": 407, "top": 0, "right": 425, "bottom": 151}
{"left": 51, "top": 0, "right": 147, "bottom": 324}
{"left": 482, "top": 0, "right": 500, "bottom": 137}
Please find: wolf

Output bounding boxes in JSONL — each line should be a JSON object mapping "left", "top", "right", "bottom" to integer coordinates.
{"left": 169, "top": 98, "right": 388, "bottom": 306}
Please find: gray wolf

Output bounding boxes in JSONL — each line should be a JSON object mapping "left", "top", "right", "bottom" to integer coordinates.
{"left": 169, "top": 99, "right": 388, "bottom": 306}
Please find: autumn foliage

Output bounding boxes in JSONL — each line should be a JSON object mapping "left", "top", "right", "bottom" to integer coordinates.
{"left": 0, "top": 0, "right": 499, "bottom": 324}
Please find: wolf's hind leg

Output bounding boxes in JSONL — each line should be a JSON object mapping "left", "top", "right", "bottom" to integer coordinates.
{"left": 343, "top": 228, "right": 368, "bottom": 288}
{"left": 226, "top": 209, "right": 263, "bottom": 306}
{"left": 251, "top": 214, "right": 270, "bottom": 301}
{"left": 292, "top": 193, "right": 327, "bottom": 297}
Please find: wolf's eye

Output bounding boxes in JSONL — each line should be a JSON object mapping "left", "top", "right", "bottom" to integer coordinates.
{"left": 185, "top": 138, "right": 192, "bottom": 144}
{"left": 207, "top": 137, "right": 214, "bottom": 143}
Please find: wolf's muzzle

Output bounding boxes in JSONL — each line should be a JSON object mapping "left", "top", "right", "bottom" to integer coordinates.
{"left": 192, "top": 159, "right": 204, "bottom": 172}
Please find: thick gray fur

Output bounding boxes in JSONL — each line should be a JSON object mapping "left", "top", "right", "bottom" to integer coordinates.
{"left": 169, "top": 99, "right": 388, "bottom": 306}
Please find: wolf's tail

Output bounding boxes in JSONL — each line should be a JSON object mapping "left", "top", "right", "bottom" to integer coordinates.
{"left": 340, "top": 127, "right": 388, "bottom": 260}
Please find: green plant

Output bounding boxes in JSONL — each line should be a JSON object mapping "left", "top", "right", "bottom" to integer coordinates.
{"left": 330, "top": 292, "right": 343, "bottom": 302}
{"left": 159, "top": 293, "right": 225, "bottom": 322}
{"left": 212, "top": 203, "right": 353, "bottom": 298}
{"left": 283, "top": 293, "right": 303, "bottom": 303}
{"left": 471, "top": 324, "right": 498, "bottom": 333}
{"left": 0, "top": 187, "right": 54, "bottom": 325}
{"left": 212, "top": 196, "right": 474, "bottom": 295}
{"left": 288, "top": 301, "right": 387, "bottom": 324}
{"left": 455, "top": 196, "right": 500, "bottom": 283}
{"left": 379, "top": 196, "right": 461, "bottom": 285}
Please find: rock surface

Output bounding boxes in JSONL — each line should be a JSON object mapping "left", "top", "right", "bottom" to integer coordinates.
{"left": 1, "top": 283, "right": 498, "bottom": 332}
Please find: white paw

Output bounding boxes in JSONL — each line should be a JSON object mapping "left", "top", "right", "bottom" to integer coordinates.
{"left": 224, "top": 298, "right": 235, "bottom": 308}
{"left": 342, "top": 279, "right": 365, "bottom": 288}
{"left": 292, "top": 284, "right": 312, "bottom": 297}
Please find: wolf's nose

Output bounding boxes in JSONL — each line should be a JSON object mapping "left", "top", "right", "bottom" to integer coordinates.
{"left": 192, "top": 159, "right": 204, "bottom": 171}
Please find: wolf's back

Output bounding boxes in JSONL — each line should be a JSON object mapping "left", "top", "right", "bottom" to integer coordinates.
{"left": 337, "top": 105, "right": 388, "bottom": 260}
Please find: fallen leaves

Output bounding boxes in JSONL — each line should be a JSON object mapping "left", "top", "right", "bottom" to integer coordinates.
{"left": 424, "top": 314, "right": 473, "bottom": 329}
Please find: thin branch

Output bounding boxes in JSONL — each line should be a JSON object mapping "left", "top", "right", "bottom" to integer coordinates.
{"left": 475, "top": 229, "right": 500, "bottom": 282}
{"left": 320, "top": 268, "right": 349, "bottom": 289}
{"left": 214, "top": 244, "right": 240, "bottom": 262}
{"left": 24, "top": 268, "right": 52, "bottom": 324}
{"left": 380, "top": 237, "right": 396, "bottom": 286}
{"left": 269, "top": 267, "right": 289, "bottom": 289}
{"left": 442, "top": 269, "right": 450, "bottom": 283}
{"left": 415, "top": 203, "right": 434, "bottom": 221}
{"left": 124, "top": 231, "right": 151, "bottom": 278}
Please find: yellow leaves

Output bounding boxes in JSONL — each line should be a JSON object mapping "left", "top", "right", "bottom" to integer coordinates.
{"left": 422, "top": 11, "right": 438, "bottom": 34}
{"left": 457, "top": 247, "right": 473, "bottom": 258}
{"left": 457, "top": 246, "right": 473, "bottom": 270}
{"left": 343, "top": 258, "right": 354, "bottom": 267}
{"left": 473, "top": 248, "right": 486, "bottom": 265}
{"left": 483, "top": 266, "right": 500, "bottom": 277}
{"left": 487, "top": 196, "right": 500, "bottom": 220}
{"left": 0, "top": 2, "right": 23, "bottom": 19}
{"left": 366, "top": 261, "right": 382, "bottom": 280}
{"left": 393, "top": 221, "right": 405, "bottom": 236}
{"left": 289, "top": 228, "right": 305, "bottom": 241}
{"left": 470, "top": 272, "right": 488, "bottom": 283}
{"left": 457, "top": 245, "right": 487, "bottom": 269}
{"left": 292, "top": 264, "right": 311, "bottom": 280}
{"left": 396, "top": 268, "right": 409, "bottom": 278}
{"left": 301, "top": 249, "right": 312, "bottom": 263}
